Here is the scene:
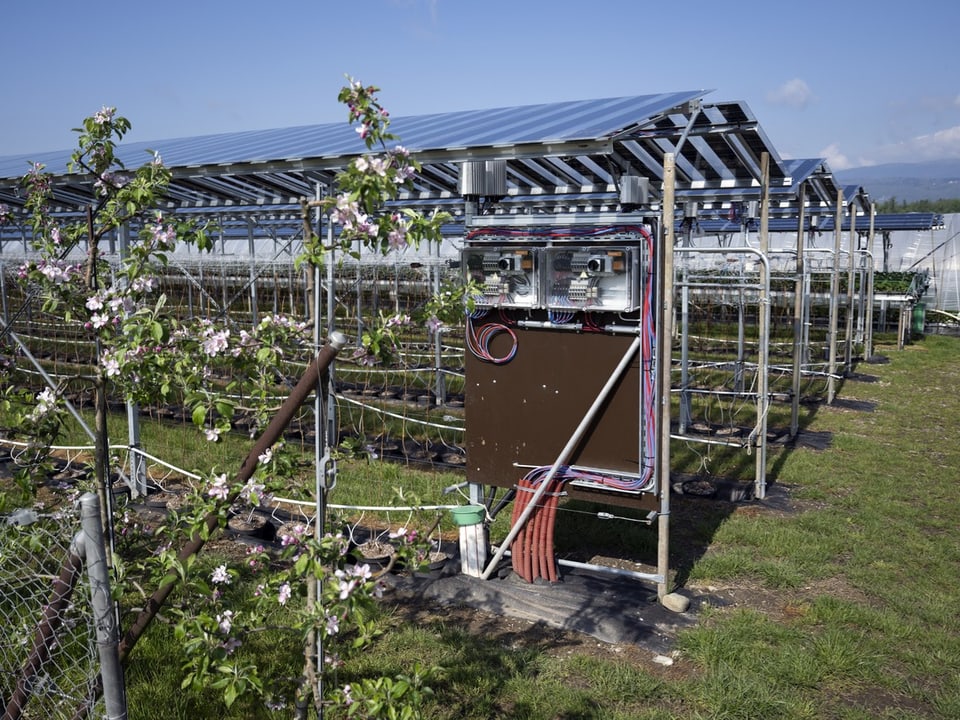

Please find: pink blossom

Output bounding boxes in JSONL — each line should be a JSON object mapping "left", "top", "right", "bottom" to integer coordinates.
{"left": 93, "top": 106, "right": 115, "bottom": 125}
{"left": 350, "top": 563, "right": 372, "bottom": 581}
{"left": 208, "top": 473, "right": 229, "bottom": 500}
{"left": 202, "top": 329, "right": 230, "bottom": 356}
{"left": 394, "top": 165, "right": 416, "bottom": 183}
{"left": 388, "top": 228, "right": 407, "bottom": 249}
{"left": 278, "top": 582, "right": 292, "bottom": 605}
{"left": 102, "top": 355, "right": 121, "bottom": 377}
{"left": 325, "top": 613, "right": 340, "bottom": 635}
{"left": 211, "top": 564, "right": 231, "bottom": 585}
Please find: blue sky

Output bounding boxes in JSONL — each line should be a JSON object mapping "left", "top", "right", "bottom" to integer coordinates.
{"left": 2, "top": 0, "right": 958, "bottom": 170}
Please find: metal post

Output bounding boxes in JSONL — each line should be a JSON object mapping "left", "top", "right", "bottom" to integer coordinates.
{"left": 656, "top": 153, "right": 676, "bottom": 600}
{"left": 865, "top": 205, "right": 876, "bottom": 359}
{"left": 755, "top": 153, "right": 771, "bottom": 500}
{"left": 827, "top": 190, "right": 843, "bottom": 404}
{"left": 433, "top": 255, "right": 447, "bottom": 406}
{"left": 735, "top": 289, "right": 745, "bottom": 393}
{"left": 79, "top": 494, "right": 127, "bottom": 720}
{"left": 119, "top": 224, "right": 146, "bottom": 497}
{"left": 678, "top": 227, "right": 691, "bottom": 432}
{"left": 247, "top": 219, "right": 259, "bottom": 327}
{"left": 220, "top": 226, "right": 228, "bottom": 314}
{"left": 679, "top": 279, "right": 690, "bottom": 431}
{"left": 1, "top": 261, "right": 8, "bottom": 325}
{"left": 844, "top": 205, "right": 857, "bottom": 371}
{"left": 790, "top": 184, "right": 806, "bottom": 439}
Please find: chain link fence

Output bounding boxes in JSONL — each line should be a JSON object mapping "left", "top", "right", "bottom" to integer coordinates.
{"left": 0, "top": 495, "right": 111, "bottom": 720}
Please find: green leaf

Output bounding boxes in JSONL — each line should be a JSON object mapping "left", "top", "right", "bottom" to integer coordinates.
{"left": 150, "top": 320, "right": 164, "bottom": 343}
{"left": 192, "top": 404, "right": 207, "bottom": 427}
{"left": 214, "top": 400, "right": 234, "bottom": 419}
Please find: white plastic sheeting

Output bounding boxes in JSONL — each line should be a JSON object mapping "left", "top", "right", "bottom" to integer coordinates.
{"left": 881, "top": 213, "right": 960, "bottom": 313}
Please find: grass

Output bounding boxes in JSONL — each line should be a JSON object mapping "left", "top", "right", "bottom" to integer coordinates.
{"left": 6, "top": 334, "right": 960, "bottom": 718}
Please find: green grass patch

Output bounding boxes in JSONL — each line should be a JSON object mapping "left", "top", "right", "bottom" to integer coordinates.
{"left": 7, "top": 335, "right": 960, "bottom": 718}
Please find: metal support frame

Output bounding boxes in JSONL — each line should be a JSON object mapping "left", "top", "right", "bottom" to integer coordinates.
{"left": 671, "top": 245, "right": 771, "bottom": 498}
{"left": 844, "top": 205, "right": 857, "bottom": 370}
{"left": 827, "top": 190, "right": 844, "bottom": 404}
{"left": 865, "top": 205, "right": 877, "bottom": 359}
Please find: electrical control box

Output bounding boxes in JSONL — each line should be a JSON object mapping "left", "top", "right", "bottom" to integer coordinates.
{"left": 463, "top": 246, "right": 539, "bottom": 308}
{"left": 462, "top": 223, "right": 660, "bottom": 509}
{"left": 544, "top": 246, "right": 640, "bottom": 312}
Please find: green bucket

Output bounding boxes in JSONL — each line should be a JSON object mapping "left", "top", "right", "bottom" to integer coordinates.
{"left": 912, "top": 303, "right": 926, "bottom": 335}
{"left": 449, "top": 505, "right": 485, "bottom": 527}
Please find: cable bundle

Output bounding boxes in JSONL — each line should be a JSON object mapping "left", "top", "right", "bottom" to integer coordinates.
{"left": 509, "top": 467, "right": 564, "bottom": 583}
{"left": 466, "top": 316, "right": 518, "bottom": 364}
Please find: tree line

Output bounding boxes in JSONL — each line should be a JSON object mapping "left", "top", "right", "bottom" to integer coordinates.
{"left": 875, "top": 197, "right": 960, "bottom": 214}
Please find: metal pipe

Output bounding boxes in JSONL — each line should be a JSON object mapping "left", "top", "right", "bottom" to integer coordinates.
{"left": 656, "top": 153, "right": 676, "bottom": 600}
{"left": 480, "top": 334, "right": 643, "bottom": 580}
{"left": 755, "top": 152, "right": 771, "bottom": 500}
{"left": 844, "top": 204, "right": 857, "bottom": 370}
{"left": 492, "top": 547, "right": 664, "bottom": 585}
{"left": 790, "top": 184, "right": 806, "bottom": 439}
{"left": 118, "top": 224, "right": 147, "bottom": 498}
{"left": 827, "top": 190, "right": 843, "bottom": 403}
{"left": 1, "top": 260, "right": 7, "bottom": 325}
{"left": 79, "top": 494, "right": 127, "bottom": 719}
{"left": 312, "top": 183, "right": 330, "bottom": 719}
{"left": 247, "top": 218, "right": 259, "bottom": 326}
{"left": 865, "top": 205, "right": 877, "bottom": 359}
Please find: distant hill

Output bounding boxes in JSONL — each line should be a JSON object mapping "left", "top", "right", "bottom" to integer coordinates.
{"left": 835, "top": 159, "right": 960, "bottom": 203}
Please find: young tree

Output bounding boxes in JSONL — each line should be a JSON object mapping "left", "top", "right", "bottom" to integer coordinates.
{"left": 4, "top": 78, "right": 452, "bottom": 716}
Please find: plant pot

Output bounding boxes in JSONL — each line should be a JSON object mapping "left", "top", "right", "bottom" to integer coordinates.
{"left": 449, "top": 505, "right": 485, "bottom": 527}
{"left": 228, "top": 513, "right": 276, "bottom": 541}
{"left": 352, "top": 539, "right": 396, "bottom": 572}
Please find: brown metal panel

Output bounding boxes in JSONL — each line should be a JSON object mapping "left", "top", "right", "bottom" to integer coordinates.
{"left": 465, "top": 324, "right": 654, "bottom": 509}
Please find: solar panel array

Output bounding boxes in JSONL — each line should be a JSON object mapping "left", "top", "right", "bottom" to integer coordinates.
{"left": 0, "top": 90, "right": 942, "bottom": 235}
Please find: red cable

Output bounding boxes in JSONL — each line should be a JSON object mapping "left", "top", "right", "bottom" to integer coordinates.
{"left": 530, "top": 484, "right": 545, "bottom": 581}
{"left": 513, "top": 479, "right": 533, "bottom": 582}
{"left": 510, "top": 477, "right": 528, "bottom": 580}
{"left": 544, "top": 481, "right": 560, "bottom": 583}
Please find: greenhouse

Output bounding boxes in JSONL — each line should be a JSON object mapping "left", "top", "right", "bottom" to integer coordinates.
{"left": 0, "top": 89, "right": 952, "bottom": 557}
